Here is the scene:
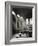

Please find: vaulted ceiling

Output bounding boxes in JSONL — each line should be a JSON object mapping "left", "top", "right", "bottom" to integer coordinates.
{"left": 11, "top": 6, "right": 32, "bottom": 19}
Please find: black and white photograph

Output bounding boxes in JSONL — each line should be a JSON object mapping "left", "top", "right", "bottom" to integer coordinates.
{"left": 5, "top": 2, "right": 37, "bottom": 44}
{"left": 11, "top": 6, "right": 32, "bottom": 38}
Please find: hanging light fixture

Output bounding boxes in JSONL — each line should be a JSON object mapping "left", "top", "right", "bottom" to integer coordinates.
{"left": 12, "top": 11, "right": 16, "bottom": 16}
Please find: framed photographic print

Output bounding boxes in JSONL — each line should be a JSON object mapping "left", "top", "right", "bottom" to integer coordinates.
{"left": 5, "top": 1, "right": 37, "bottom": 44}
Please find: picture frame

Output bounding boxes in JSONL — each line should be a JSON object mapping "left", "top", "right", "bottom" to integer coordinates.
{"left": 5, "top": 1, "right": 37, "bottom": 44}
